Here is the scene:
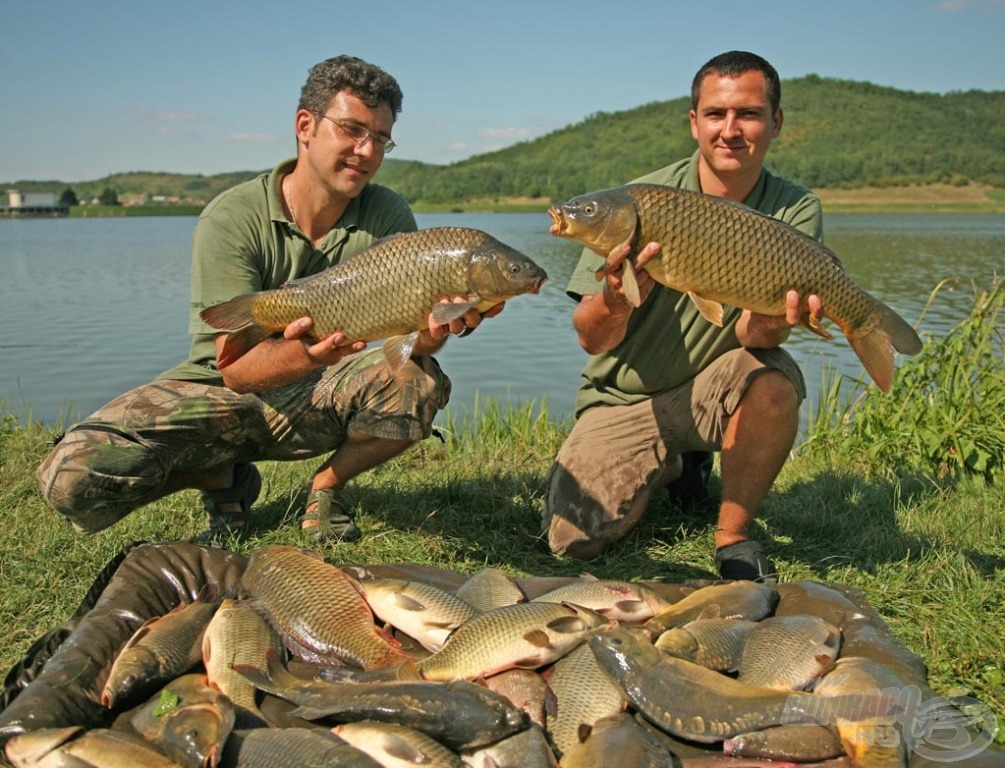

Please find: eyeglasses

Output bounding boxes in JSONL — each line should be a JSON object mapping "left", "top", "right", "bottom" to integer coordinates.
{"left": 315, "top": 114, "right": 396, "bottom": 153}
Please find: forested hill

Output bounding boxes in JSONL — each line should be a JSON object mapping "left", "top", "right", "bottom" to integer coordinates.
{"left": 7, "top": 77, "right": 1003, "bottom": 206}
{"left": 376, "top": 76, "right": 1005, "bottom": 203}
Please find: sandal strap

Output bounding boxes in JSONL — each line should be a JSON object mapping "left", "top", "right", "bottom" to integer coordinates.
{"left": 303, "top": 488, "right": 360, "bottom": 542}
{"left": 200, "top": 463, "right": 261, "bottom": 529}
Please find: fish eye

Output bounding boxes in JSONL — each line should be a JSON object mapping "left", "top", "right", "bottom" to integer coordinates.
{"left": 509, "top": 264, "right": 523, "bottom": 274}
{"left": 583, "top": 204, "right": 595, "bottom": 215}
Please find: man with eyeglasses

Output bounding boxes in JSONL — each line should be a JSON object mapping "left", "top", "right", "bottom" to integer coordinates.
{"left": 37, "top": 55, "right": 491, "bottom": 545}
{"left": 542, "top": 51, "right": 825, "bottom": 582}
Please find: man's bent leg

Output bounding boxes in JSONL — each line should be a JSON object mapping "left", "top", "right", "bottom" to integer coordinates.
{"left": 36, "top": 380, "right": 264, "bottom": 534}
{"left": 262, "top": 350, "right": 451, "bottom": 541}
{"left": 543, "top": 400, "right": 682, "bottom": 559}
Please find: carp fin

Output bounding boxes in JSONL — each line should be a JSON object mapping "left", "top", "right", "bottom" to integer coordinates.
{"left": 524, "top": 629, "right": 555, "bottom": 649}
{"left": 218, "top": 325, "right": 272, "bottom": 368}
{"left": 431, "top": 300, "right": 476, "bottom": 325}
{"left": 621, "top": 259, "right": 641, "bottom": 307}
{"left": 804, "top": 314, "right": 834, "bottom": 341}
{"left": 687, "top": 292, "right": 725, "bottom": 327}
{"left": 382, "top": 332, "right": 420, "bottom": 370}
{"left": 391, "top": 594, "right": 427, "bottom": 613}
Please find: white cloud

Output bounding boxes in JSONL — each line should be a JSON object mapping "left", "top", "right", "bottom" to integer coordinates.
{"left": 227, "top": 133, "right": 278, "bottom": 142}
{"left": 447, "top": 142, "right": 469, "bottom": 152}
{"left": 476, "top": 127, "right": 532, "bottom": 140}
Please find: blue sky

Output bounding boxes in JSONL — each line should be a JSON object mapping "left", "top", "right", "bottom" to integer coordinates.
{"left": 3, "top": 0, "right": 1003, "bottom": 182}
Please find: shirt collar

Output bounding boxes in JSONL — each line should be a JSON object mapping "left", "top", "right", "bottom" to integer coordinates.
{"left": 686, "top": 148, "right": 768, "bottom": 205}
{"left": 267, "top": 158, "right": 363, "bottom": 242}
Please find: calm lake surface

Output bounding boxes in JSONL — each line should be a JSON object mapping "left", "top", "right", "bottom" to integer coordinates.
{"left": 1, "top": 212, "right": 1002, "bottom": 436}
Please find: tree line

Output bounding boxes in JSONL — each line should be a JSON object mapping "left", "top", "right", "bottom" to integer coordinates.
{"left": 8, "top": 77, "right": 1003, "bottom": 207}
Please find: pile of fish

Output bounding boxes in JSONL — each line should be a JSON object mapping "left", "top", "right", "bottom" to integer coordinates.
{"left": 1, "top": 544, "right": 955, "bottom": 767}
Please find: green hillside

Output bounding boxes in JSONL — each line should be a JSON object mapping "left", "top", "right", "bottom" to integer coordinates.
{"left": 5, "top": 77, "right": 1003, "bottom": 207}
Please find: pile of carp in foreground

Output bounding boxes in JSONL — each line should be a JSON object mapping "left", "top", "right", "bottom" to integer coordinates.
{"left": 0, "top": 544, "right": 956, "bottom": 767}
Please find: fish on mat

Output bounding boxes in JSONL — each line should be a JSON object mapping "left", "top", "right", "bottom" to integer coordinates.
{"left": 549, "top": 184, "right": 923, "bottom": 392}
{"left": 200, "top": 226, "right": 547, "bottom": 369}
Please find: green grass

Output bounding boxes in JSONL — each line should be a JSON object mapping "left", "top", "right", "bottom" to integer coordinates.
{"left": 1, "top": 287, "right": 1002, "bottom": 737}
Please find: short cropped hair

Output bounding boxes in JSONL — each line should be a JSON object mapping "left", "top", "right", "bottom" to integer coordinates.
{"left": 299, "top": 55, "right": 404, "bottom": 119}
{"left": 691, "top": 51, "right": 781, "bottom": 114}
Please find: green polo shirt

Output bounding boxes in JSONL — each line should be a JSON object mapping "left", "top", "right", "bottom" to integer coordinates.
{"left": 159, "top": 159, "right": 417, "bottom": 383}
{"left": 567, "top": 150, "right": 823, "bottom": 417}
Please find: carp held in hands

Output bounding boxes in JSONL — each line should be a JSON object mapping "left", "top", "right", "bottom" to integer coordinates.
{"left": 549, "top": 184, "right": 923, "bottom": 393}
{"left": 200, "top": 227, "right": 548, "bottom": 369}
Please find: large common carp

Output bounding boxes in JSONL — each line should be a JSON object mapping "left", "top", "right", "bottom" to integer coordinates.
{"left": 240, "top": 546, "right": 413, "bottom": 670}
{"left": 548, "top": 184, "right": 922, "bottom": 392}
{"left": 200, "top": 227, "right": 548, "bottom": 369}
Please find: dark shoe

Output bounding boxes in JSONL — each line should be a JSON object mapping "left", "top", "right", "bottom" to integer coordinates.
{"left": 715, "top": 540, "right": 778, "bottom": 583}
{"left": 302, "top": 488, "right": 360, "bottom": 544}
{"left": 665, "top": 451, "right": 715, "bottom": 513}
{"left": 192, "top": 463, "right": 262, "bottom": 546}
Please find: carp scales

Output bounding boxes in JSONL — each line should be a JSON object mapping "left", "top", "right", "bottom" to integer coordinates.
{"left": 548, "top": 184, "right": 923, "bottom": 392}
{"left": 101, "top": 587, "right": 220, "bottom": 709}
{"left": 240, "top": 546, "right": 412, "bottom": 669}
{"left": 588, "top": 627, "right": 888, "bottom": 744}
{"left": 200, "top": 226, "right": 548, "bottom": 369}
{"left": 358, "top": 577, "right": 479, "bottom": 652}
{"left": 416, "top": 601, "right": 612, "bottom": 682}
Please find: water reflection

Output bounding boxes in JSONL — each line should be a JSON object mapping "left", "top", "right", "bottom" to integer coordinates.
{"left": 1, "top": 212, "right": 1001, "bottom": 434}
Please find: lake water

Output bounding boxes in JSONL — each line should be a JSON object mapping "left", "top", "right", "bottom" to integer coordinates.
{"left": 1, "top": 212, "right": 1002, "bottom": 436}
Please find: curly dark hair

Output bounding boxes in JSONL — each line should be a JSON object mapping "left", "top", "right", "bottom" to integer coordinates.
{"left": 691, "top": 51, "right": 781, "bottom": 114}
{"left": 298, "top": 55, "right": 403, "bottom": 119}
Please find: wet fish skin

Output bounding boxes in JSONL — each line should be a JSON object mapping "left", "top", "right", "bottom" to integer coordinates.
{"left": 359, "top": 577, "right": 479, "bottom": 652}
{"left": 202, "top": 598, "right": 282, "bottom": 726}
{"left": 455, "top": 568, "right": 526, "bottom": 612}
{"left": 588, "top": 627, "right": 841, "bottom": 744}
{"left": 724, "top": 725, "right": 846, "bottom": 762}
{"left": 481, "top": 668, "right": 555, "bottom": 730}
{"left": 814, "top": 656, "right": 912, "bottom": 768}
{"left": 200, "top": 227, "right": 547, "bottom": 369}
{"left": 558, "top": 712, "right": 681, "bottom": 768}
{"left": 102, "top": 589, "right": 220, "bottom": 709}
{"left": 545, "top": 643, "right": 625, "bottom": 759}
{"left": 332, "top": 721, "right": 466, "bottom": 768}
{"left": 240, "top": 546, "right": 413, "bottom": 669}
{"left": 235, "top": 647, "right": 527, "bottom": 751}
{"left": 416, "top": 601, "right": 613, "bottom": 682}
{"left": 738, "top": 615, "right": 842, "bottom": 691}
{"left": 530, "top": 577, "right": 675, "bottom": 623}
{"left": 654, "top": 618, "right": 758, "bottom": 672}
{"left": 131, "top": 673, "right": 235, "bottom": 768}
{"left": 549, "top": 184, "right": 922, "bottom": 392}
{"left": 218, "top": 728, "right": 382, "bottom": 768}
{"left": 5, "top": 726, "right": 188, "bottom": 767}
{"left": 461, "top": 723, "right": 559, "bottom": 768}
{"left": 643, "top": 580, "right": 779, "bottom": 636}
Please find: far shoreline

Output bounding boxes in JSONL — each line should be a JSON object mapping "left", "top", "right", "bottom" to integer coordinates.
{"left": 35, "top": 182, "right": 1005, "bottom": 218}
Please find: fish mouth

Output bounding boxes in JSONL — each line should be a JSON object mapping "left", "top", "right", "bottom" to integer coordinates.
{"left": 547, "top": 207, "right": 567, "bottom": 235}
{"left": 530, "top": 275, "right": 548, "bottom": 294}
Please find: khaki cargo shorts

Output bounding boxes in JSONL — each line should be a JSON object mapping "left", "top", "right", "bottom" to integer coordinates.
{"left": 37, "top": 349, "right": 450, "bottom": 533}
{"left": 543, "top": 347, "right": 805, "bottom": 557}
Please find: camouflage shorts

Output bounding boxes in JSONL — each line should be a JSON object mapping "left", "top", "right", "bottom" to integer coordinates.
{"left": 36, "top": 349, "right": 450, "bottom": 533}
{"left": 542, "top": 347, "right": 804, "bottom": 557}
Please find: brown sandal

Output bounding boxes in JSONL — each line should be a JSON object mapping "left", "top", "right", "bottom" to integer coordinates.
{"left": 193, "top": 463, "right": 262, "bottom": 546}
{"left": 302, "top": 488, "right": 360, "bottom": 543}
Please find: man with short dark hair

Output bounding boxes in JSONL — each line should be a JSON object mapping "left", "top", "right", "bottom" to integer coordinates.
{"left": 543, "top": 51, "right": 824, "bottom": 582}
{"left": 38, "top": 55, "right": 497, "bottom": 544}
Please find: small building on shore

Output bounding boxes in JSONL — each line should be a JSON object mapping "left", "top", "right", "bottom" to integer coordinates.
{"left": 1, "top": 189, "right": 69, "bottom": 217}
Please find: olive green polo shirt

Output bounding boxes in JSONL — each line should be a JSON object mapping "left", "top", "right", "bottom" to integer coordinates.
{"left": 159, "top": 159, "right": 417, "bottom": 383}
{"left": 566, "top": 150, "right": 823, "bottom": 417}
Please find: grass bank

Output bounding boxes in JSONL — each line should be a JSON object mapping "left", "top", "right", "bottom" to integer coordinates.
{"left": 0, "top": 283, "right": 1002, "bottom": 735}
